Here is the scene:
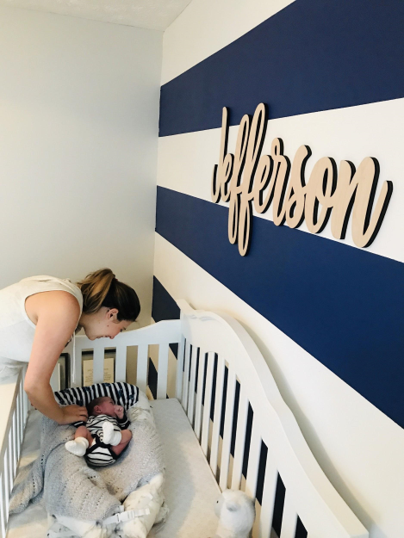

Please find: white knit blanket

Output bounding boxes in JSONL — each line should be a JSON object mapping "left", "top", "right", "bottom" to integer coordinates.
{"left": 9, "top": 396, "right": 164, "bottom": 521}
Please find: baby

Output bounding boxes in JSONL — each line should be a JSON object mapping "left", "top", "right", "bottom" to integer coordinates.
{"left": 65, "top": 396, "right": 132, "bottom": 467}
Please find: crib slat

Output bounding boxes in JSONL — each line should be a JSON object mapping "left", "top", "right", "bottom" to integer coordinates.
{"left": 279, "top": 493, "right": 297, "bottom": 538}
{"left": 181, "top": 341, "right": 191, "bottom": 412}
{"left": 194, "top": 350, "right": 206, "bottom": 440}
{"left": 201, "top": 351, "right": 215, "bottom": 456}
{"left": 8, "top": 429, "right": 15, "bottom": 491}
{"left": 72, "top": 343, "right": 82, "bottom": 388}
{"left": 175, "top": 336, "right": 185, "bottom": 401}
{"left": 231, "top": 385, "right": 249, "bottom": 490}
{"left": 209, "top": 354, "right": 225, "bottom": 476}
{"left": 22, "top": 366, "right": 29, "bottom": 419}
{"left": 16, "top": 408, "right": 21, "bottom": 461}
{"left": 187, "top": 346, "right": 198, "bottom": 424}
{"left": 2, "top": 455, "right": 9, "bottom": 530}
{"left": 157, "top": 343, "right": 169, "bottom": 399}
{"left": 219, "top": 368, "right": 237, "bottom": 491}
{"left": 245, "top": 417, "right": 261, "bottom": 498}
{"left": 18, "top": 382, "right": 24, "bottom": 441}
{"left": 93, "top": 343, "right": 104, "bottom": 384}
{"left": 137, "top": 344, "right": 149, "bottom": 394}
{"left": 4, "top": 449, "right": 10, "bottom": 516}
{"left": 17, "top": 387, "right": 23, "bottom": 452}
{"left": 259, "top": 455, "right": 278, "bottom": 538}
{"left": 115, "top": 345, "right": 127, "bottom": 382}
{"left": 0, "top": 473, "right": 6, "bottom": 538}
{"left": 12, "top": 413, "right": 17, "bottom": 477}
{"left": 15, "top": 411, "right": 19, "bottom": 470}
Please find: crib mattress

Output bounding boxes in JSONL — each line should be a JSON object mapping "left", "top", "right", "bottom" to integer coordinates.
{"left": 7, "top": 398, "right": 220, "bottom": 538}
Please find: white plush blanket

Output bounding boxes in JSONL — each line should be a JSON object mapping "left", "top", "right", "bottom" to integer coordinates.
{"left": 10, "top": 389, "right": 164, "bottom": 522}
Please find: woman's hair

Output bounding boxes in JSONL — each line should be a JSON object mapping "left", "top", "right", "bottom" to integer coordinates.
{"left": 77, "top": 268, "right": 140, "bottom": 322}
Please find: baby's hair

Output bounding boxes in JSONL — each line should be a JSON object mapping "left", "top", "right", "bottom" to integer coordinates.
{"left": 87, "top": 396, "right": 113, "bottom": 416}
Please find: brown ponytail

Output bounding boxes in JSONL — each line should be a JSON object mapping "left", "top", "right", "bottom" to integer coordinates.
{"left": 77, "top": 268, "right": 140, "bottom": 321}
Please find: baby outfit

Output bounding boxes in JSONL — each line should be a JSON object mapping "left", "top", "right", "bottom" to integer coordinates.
{"left": 81, "top": 412, "right": 129, "bottom": 467}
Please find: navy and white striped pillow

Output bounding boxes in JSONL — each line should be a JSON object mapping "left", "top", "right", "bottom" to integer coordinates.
{"left": 55, "top": 382, "right": 139, "bottom": 411}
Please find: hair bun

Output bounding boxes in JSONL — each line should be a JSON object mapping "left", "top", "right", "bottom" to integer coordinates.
{"left": 77, "top": 268, "right": 140, "bottom": 321}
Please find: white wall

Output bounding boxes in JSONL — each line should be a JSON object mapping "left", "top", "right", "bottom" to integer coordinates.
{"left": 0, "top": 6, "right": 162, "bottom": 326}
{"left": 155, "top": 1, "right": 404, "bottom": 537}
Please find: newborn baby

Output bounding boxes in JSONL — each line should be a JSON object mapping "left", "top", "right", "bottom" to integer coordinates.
{"left": 65, "top": 396, "right": 132, "bottom": 467}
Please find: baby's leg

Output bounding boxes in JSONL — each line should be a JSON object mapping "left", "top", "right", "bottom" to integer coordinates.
{"left": 65, "top": 426, "right": 94, "bottom": 457}
{"left": 110, "top": 429, "right": 132, "bottom": 456}
{"left": 75, "top": 425, "right": 93, "bottom": 445}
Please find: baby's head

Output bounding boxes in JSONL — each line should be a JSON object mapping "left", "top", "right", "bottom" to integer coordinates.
{"left": 87, "top": 396, "right": 123, "bottom": 418}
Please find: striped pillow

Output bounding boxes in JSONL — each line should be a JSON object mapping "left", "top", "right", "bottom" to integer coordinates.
{"left": 55, "top": 382, "right": 139, "bottom": 411}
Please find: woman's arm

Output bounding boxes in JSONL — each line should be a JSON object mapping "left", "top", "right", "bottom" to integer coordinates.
{"left": 24, "top": 291, "right": 88, "bottom": 424}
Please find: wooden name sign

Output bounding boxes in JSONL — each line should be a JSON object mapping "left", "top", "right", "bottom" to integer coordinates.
{"left": 212, "top": 103, "right": 393, "bottom": 256}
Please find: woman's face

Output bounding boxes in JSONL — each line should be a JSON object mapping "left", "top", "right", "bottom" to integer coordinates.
{"left": 83, "top": 307, "right": 132, "bottom": 340}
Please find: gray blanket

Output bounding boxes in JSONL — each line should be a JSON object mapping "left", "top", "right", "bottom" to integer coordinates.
{"left": 10, "top": 403, "right": 164, "bottom": 521}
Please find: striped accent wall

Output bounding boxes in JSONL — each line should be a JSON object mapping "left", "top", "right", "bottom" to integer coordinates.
{"left": 159, "top": 0, "right": 404, "bottom": 137}
{"left": 155, "top": 187, "right": 404, "bottom": 426}
{"left": 154, "top": 1, "right": 404, "bottom": 536}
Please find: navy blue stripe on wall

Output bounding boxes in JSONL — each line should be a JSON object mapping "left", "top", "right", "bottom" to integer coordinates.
{"left": 152, "top": 276, "right": 180, "bottom": 358}
{"left": 160, "top": 0, "right": 404, "bottom": 136}
{"left": 152, "top": 276, "right": 180, "bottom": 323}
{"left": 156, "top": 186, "right": 404, "bottom": 428}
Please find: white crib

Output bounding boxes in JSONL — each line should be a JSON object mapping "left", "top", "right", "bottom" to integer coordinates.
{"left": 0, "top": 301, "right": 368, "bottom": 538}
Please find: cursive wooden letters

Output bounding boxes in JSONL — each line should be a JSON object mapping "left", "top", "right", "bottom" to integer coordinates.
{"left": 212, "top": 103, "right": 393, "bottom": 256}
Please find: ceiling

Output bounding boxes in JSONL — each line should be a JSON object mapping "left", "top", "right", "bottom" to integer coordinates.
{"left": 0, "top": 0, "right": 193, "bottom": 30}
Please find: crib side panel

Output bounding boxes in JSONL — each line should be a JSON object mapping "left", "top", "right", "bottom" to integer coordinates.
{"left": 176, "top": 303, "right": 369, "bottom": 538}
{"left": 0, "top": 367, "right": 29, "bottom": 538}
{"left": 67, "top": 320, "right": 181, "bottom": 398}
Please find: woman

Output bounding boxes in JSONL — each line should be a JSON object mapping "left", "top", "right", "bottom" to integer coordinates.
{"left": 0, "top": 269, "right": 140, "bottom": 425}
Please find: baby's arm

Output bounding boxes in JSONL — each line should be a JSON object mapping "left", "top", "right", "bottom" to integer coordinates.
{"left": 110, "top": 429, "right": 132, "bottom": 456}
{"left": 116, "top": 406, "right": 130, "bottom": 430}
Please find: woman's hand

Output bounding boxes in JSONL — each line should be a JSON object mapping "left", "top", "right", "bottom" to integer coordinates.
{"left": 58, "top": 405, "right": 88, "bottom": 425}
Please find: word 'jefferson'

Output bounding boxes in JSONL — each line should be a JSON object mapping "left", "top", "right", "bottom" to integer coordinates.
{"left": 212, "top": 103, "right": 393, "bottom": 256}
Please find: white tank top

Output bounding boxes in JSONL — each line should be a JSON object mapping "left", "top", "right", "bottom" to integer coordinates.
{"left": 0, "top": 276, "right": 83, "bottom": 373}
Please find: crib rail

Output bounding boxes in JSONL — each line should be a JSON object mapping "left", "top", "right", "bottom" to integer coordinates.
{"left": 66, "top": 319, "right": 181, "bottom": 396}
{"left": 175, "top": 301, "right": 368, "bottom": 538}
{"left": 0, "top": 367, "right": 29, "bottom": 538}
